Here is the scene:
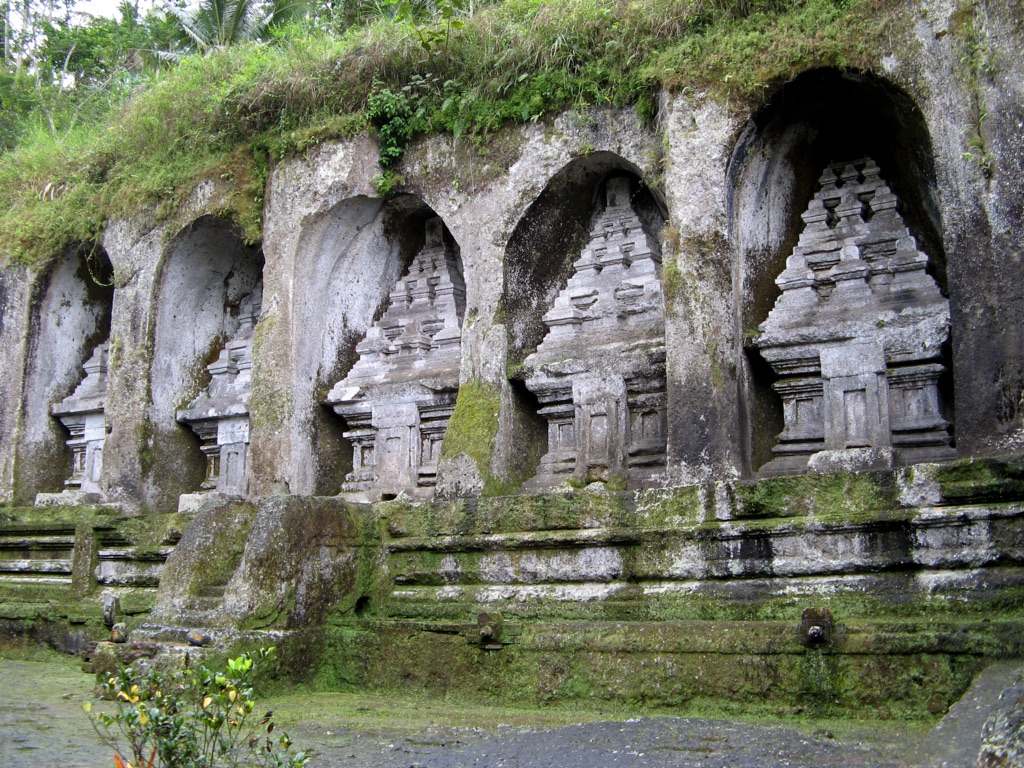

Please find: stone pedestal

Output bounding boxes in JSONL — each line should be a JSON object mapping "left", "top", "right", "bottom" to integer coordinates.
{"left": 176, "top": 286, "right": 261, "bottom": 504}
{"left": 524, "top": 177, "right": 666, "bottom": 489}
{"left": 754, "top": 159, "right": 954, "bottom": 476}
{"left": 325, "top": 218, "right": 464, "bottom": 501}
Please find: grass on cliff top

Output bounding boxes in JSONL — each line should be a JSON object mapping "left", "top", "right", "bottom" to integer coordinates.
{"left": 0, "top": 0, "right": 905, "bottom": 268}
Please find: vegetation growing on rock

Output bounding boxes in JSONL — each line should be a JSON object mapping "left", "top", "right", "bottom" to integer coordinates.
{"left": 0, "top": 0, "right": 908, "bottom": 266}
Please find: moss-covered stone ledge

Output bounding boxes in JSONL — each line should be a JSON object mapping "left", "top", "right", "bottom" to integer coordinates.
{"left": 380, "top": 457, "right": 1024, "bottom": 540}
{"left": 308, "top": 458, "right": 1024, "bottom": 720}
{"left": 315, "top": 617, "right": 1021, "bottom": 720}
{"left": 0, "top": 504, "right": 193, "bottom": 650}
{"left": 366, "top": 463, "right": 1024, "bottom": 625}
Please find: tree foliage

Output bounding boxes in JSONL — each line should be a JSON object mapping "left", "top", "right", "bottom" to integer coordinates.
{"left": 0, "top": 0, "right": 179, "bottom": 150}
{"left": 38, "top": 2, "right": 180, "bottom": 83}
{"left": 169, "top": 0, "right": 309, "bottom": 54}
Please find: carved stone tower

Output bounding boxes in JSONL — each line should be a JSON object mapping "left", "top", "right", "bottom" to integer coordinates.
{"left": 177, "top": 284, "right": 262, "bottom": 501}
{"left": 524, "top": 177, "right": 666, "bottom": 489}
{"left": 754, "top": 159, "right": 953, "bottom": 475}
{"left": 46, "top": 341, "right": 110, "bottom": 502}
{"left": 325, "top": 218, "right": 465, "bottom": 500}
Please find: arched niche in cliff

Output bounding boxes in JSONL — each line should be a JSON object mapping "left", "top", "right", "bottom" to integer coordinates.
{"left": 292, "top": 193, "right": 462, "bottom": 496}
{"left": 729, "top": 68, "right": 953, "bottom": 476}
{"left": 504, "top": 157, "right": 668, "bottom": 489}
{"left": 149, "top": 216, "right": 263, "bottom": 512}
{"left": 503, "top": 154, "right": 667, "bottom": 365}
{"left": 16, "top": 245, "right": 114, "bottom": 504}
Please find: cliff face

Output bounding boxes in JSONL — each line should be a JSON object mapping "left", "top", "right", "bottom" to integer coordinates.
{"left": 0, "top": 0, "right": 1022, "bottom": 720}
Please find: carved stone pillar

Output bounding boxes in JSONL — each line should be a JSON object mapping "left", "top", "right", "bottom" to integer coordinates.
{"left": 38, "top": 341, "right": 110, "bottom": 505}
{"left": 755, "top": 159, "right": 953, "bottom": 475}
{"left": 325, "top": 218, "right": 464, "bottom": 501}
{"left": 524, "top": 177, "right": 666, "bottom": 489}
{"left": 176, "top": 285, "right": 261, "bottom": 506}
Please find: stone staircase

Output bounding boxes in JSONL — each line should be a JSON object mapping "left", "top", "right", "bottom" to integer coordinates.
{"left": 0, "top": 525, "right": 75, "bottom": 598}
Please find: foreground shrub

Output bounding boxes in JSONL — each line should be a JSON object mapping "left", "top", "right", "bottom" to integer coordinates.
{"left": 83, "top": 647, "right": 310, "bottom": 768}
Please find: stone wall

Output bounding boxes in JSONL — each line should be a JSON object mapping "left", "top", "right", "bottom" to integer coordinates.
{"left": 1, "top": 3, "right": 1021, "bottom": 505}
{"left": 0, "top": 0, "right": 1022, "bottom": 717}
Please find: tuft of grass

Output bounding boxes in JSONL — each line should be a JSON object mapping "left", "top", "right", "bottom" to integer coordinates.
{"left": 0, "top": 0, "right": 908, "bottom": 268}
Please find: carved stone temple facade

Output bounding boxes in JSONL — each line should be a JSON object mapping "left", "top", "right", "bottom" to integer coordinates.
{"left": 2, "top": 52, "right": 1023, "bottom": 516}
{"left": 754, "top": 159, "right": 954, "bottom": 475}
{"left": 41, "top": 341, "right": 110, "bottom": 504}
{"left": 325, "top": 218, "right": 465, "bottom": 501}
{"left": 524, "top": 177, "right": 667, "bottom": 489}
{"left": 4, "top": 30, "right": 1024, "bottom": 725}
{"left": 176, "top": 284, "right": 263, "bottom": 502}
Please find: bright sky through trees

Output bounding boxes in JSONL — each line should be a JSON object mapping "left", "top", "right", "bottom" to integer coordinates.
{"left": 76, "top": 0, "right": 157, "bottom": 20}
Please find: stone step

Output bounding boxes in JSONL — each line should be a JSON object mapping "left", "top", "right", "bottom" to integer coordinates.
{"left": 0, "top": 559, "right": 72, "bottom": 574}
{"left": 98, "top": 625, "right": 295, "bottom": 669}
{"left": 0, "top": 535, "right": 76, "bottom": 549}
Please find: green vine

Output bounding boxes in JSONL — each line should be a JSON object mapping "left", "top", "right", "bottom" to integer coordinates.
{"left": 956, "top": 2, "right": 995, "bottom": 178}
{"left": 365, "top": 74, "right": 438, "bottom": 194}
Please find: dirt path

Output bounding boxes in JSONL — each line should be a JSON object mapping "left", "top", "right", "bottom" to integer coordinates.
{"left": 0, "top": 657, "right": 111, "bottom": 768}
{"left": 0, "top": 656, "right": 927, "bottom": 768}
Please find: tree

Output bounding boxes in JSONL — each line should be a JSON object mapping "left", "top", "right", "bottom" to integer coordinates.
{"left": 38, "top": 1, "right": 180, "bottom": 83}
{"left": 168, "top": 0, "right": 308, "bottom": 54}
{"left": 0, "top": 0, "right": 179, "bottom": 151}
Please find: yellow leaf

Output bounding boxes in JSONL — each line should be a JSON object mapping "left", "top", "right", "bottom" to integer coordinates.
{"left": 202, "top": 696, "right": 213, "bottom": 709}
{"left": 228, "top": 689, "right": 237, "bottom": 703}
{"left": 83, "top": 701, "right": 93, "bottom": 713}
{"left": 139, "top": 711, "right": 149, "bottom": 726}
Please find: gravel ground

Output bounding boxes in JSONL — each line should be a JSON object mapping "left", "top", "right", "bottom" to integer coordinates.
{"left": 0, "top": 658, "right": 928, "bottom": 768}
{"left": 286, "top": 717, "right": 914, "bottom": 768}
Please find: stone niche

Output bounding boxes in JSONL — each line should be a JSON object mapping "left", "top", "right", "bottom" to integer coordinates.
{"left": 176, "top": 282, "right": 262, "bottom": 501}
{"left": 148, "top": 216, "right": 263, "bottom": 513}
{"left": 754, "top": 158, "right": 954, "bottom": 475}
{"left": 324, "top": 217, "right": 465, "bottom": 501}
{"left": 524, "top": 176, "right": 666, "bottom": 489}
{"left": 47, "top": 341, "right": 110, "bottom": 501}
{"left": 25, "top": 246, "right": 114, "bottom": 507}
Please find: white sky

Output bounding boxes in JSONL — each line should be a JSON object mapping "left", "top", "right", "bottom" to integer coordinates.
{"left": 72, "top": 0, "right": 159, "bottom": 20}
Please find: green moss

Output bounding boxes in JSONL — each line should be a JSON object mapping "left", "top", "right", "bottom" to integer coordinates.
{"left": 249, "top": 314, "right": 293, "bottom": 433}
{"left": 313, "top": 616, "right": 1001, "bottom": 720}
{"left": 934, "top": 456, "right": 1024, "bottom": 503}
{"left": 180, "top": 503, "right": 256, "bottom": 599}
{"left": 440, "top": 378, "right": 513, "bottom": 496}
{"left": 442, "top": 379, "right": 501, "bottom": 465}
{"left": 733, "top": 472, "right": 897, "bottom": 519}
{"left": 660, "top": 251, "right": 682, "bottom": 314}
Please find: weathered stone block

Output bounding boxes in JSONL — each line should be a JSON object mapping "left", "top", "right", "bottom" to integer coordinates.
{"left": 325, "top": 217, "right": 464, "bottom": 501}
{"left": 177, "top": 283, "right": 262, "bottom": 500}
